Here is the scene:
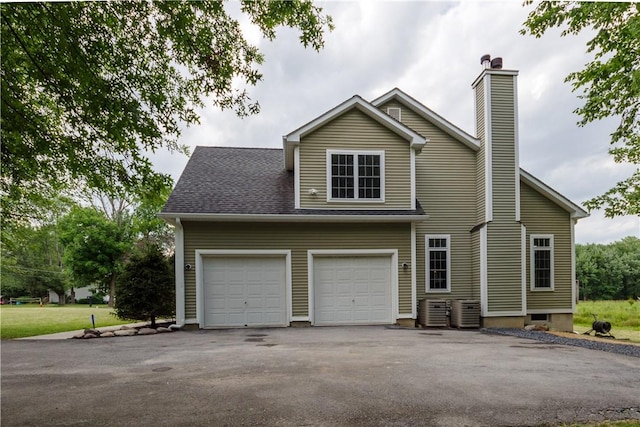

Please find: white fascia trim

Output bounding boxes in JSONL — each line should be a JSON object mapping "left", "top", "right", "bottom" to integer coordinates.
{"left": 571, "top": 219, "right": 577, "bottom": 313}
{"left": 480, "top": 226, "right": 488, "bottom": 316}
{"left": 294, "top": 145, "right": 301, "bottom": 209}
{"left": 411, "top": 222, "right": 417, "bottom": 319}
{"left": 514, "top": 76, "right": 521, "bottom": 222}
{"left": 283, "top": 95, "right": 426, "bottom": 170}
{"left": 520, "top": 169, "right": 589, "bottom": 219}
{"left": 471, "top": 69, "right": 519, "bottom": 89}
{"left": 521, "top": 224, "right": 527, "bottom": 313}
{"left": 527, "top": 308, "right": 573, "bottom": 314}
{"left": 307, "top": 249, "right": 399, "bottom": 325}
{"left": 371, "top": 88, "right": 480, "bottom": 151}
{"left": 195, "top": 250, "right": 292, "bottom": 328}
{"left": 159, "top": 213, "right": 428, "bottom": 223}
{"left": 484, "top": 74, "right": 493, "bottom": 222}
{"left": 174, "top": 218, "right": 185, "bottom": 328}
{"left": 483, "top": 311, "right": 525, "bottom": 318}
{"left": 410, "top": 147, "right": 416, "bottom": 210}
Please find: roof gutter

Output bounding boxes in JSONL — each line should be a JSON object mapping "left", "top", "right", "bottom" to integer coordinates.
{"left": 159, "top": 212, "right": 429, "bottom": 223}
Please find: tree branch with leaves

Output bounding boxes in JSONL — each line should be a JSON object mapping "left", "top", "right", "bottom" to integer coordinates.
{"left": 1, "top": 0, "right": 333, "bottom": 225}
{"left": 521, "top": 1, "right": 639, "bottom": 217}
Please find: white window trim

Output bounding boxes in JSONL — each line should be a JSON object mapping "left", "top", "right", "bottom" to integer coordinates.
{"left": 326, "top": 150, "right": 385, "bottom": 203}
{"left": 530, "top": 234, "right": 554, "bottom": 291}
{"left": 425, "top": 234, "right": 451, "bottom": 293}
{"left": 387, "top": 107, "right": 401, "bottom": 121}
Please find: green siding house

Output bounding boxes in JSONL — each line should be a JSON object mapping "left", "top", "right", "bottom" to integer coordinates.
{"left": 160, "top": 57, "right": 588, "bottom": 332}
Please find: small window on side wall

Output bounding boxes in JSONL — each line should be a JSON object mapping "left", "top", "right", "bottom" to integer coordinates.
{"left": 426, "top": 235, "right": 451, "bottom": 292}
{"left": 387, "top": 107, "right": 401, "bottom": 121}
{"left": 531, "top": 235, "right": 554, "bottom": 291}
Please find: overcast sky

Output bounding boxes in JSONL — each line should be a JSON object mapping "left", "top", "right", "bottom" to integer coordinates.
{"left": 151, "top": 0, "right": 639, "bottom": 245}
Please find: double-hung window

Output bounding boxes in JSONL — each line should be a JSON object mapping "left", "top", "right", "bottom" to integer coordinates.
{"left": 531, "top": 235, "right": 554, "bottom": 290}
{"left": 426, "top": 235, "right": 451, "bottom": 292}
{"left": 327, "top": 150, "right": 384, "bottom": 201}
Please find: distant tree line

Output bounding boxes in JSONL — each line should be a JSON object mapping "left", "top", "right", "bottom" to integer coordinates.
{"left": 577, "top": 236, "right": 640, "bottom": 301}
{"left": 1, "top": 188, "right": 174, "bottom": 307}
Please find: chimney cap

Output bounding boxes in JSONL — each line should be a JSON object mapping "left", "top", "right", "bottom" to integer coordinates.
{"left": 480, "top": 54, "right": 491, "bottom": 64}
{"left": 490, "top": 57, "right": 503, "bottom": 69}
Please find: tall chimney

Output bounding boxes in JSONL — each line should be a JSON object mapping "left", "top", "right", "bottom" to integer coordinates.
{"left": 471, "top": 55, "right": 524, "bottom": 318}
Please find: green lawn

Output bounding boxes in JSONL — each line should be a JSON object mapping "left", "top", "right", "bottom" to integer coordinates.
{"left": 2, "top": 300, "right": 639, "bottom": 342}
{"left": 0, "top": 304, "right": 131, "bottom": 339}
{"left": 574, "top": 300, "right": 640, "bottom": 343}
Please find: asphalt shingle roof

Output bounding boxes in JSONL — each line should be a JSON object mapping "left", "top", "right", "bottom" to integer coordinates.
{"left": 162, "top": 147, "right": 294, "bottom": 215}
{"left": 161, "top": 146, "right": 425, "bottom": 217}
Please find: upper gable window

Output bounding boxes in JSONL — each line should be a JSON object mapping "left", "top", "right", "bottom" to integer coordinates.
{"left": 327, "top": 150, "right": 385, "bottom": 201}
{"left": 387, "top": 107, "right": 401, "bottom": 121}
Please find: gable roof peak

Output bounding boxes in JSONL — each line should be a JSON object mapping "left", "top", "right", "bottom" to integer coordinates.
{"left": 283, "top": 93, "right": 427, "bottom": 170}
{"left": 371, "top": 88, "right": 480, "bottom": 151}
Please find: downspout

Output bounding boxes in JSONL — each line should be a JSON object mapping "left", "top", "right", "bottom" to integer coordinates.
{"left": 169, "top": 217, "right": 186, "bottom": 330}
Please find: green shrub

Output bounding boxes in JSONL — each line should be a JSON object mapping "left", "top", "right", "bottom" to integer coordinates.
{"left": 114, "top": 245, "right": 174, "bottom": 327}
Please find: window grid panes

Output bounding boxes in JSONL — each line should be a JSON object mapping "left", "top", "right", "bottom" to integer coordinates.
{"left": 330, "top": 152, "right": 381, "bottom": 200}
{"left": 358, "top": 154, "right": 381, "bottom": 199}
{"left": 331, "top": 154, "right": 354, "bottom": 199}
{"left": 427, "top": 237, "right": 449, "bottom": 291}
{"left": 533, "top": 238, "right": 552, "bottom": 288}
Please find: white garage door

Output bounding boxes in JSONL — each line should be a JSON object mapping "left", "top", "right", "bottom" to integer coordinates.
{"left": 313, "top": 256, "right": 393, "bottom": 325}
{"left": 203, "top": 257, "right": 287, "bottom": 328}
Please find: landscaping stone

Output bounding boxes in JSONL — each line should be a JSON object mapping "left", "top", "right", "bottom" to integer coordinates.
{"left": 114, "top": 329, "right": 137, "bottom": 337}
{"left": 524, "top": 324, "right": 549, "bottom": 331}
{"left": 71, "top": 322, "right": 178, "bottom": 339}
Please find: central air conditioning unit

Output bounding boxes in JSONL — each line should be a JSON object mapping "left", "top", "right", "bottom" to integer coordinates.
{"left": 451, "top": 300, "right": 480, "bottom": 328}
{"left": 418, "top": 299, "right": 448, "bottom": 327}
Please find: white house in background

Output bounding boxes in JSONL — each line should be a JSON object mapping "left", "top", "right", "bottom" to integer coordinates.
{"left": 48, "top": 286, "right": 98, "bottom": 304}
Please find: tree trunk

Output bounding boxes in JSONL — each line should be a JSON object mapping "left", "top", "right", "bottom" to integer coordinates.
{"left": 150, "top": 315, "right": 156, "bottom": 328}
{"left": 56, "top": 292, "right": 66, "bottom": 306}
{"left": 108, "top": 274, "right": 116, "bottom": 307}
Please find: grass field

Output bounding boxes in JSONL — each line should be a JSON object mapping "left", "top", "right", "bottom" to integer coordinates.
{"left": 573, "top": 300, "right": 640, "bottom": 343}
{"left": 1, "top": 300, "right": 639, "bottom": 341}
{"left": 0, "top": 304, "right": 131, "bottom": 339}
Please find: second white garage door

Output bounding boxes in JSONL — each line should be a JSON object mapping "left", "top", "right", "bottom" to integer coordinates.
{"left": 203, "top": 257, "right": 287, "bottom": 328}
{"left": 313, "top": 256, "right": 393, "bottom": 325}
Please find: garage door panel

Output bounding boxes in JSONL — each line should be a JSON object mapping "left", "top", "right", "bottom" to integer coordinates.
{"left": 314, "top": 256, "right": 393, "bottom": 325}
{"left": 203, "top": 257, "right": 287, "bottom": 328}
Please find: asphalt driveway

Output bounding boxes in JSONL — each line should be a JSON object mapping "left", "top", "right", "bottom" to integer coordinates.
{"left": 2, "top": 326, "right": 639, "bottom": 426}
